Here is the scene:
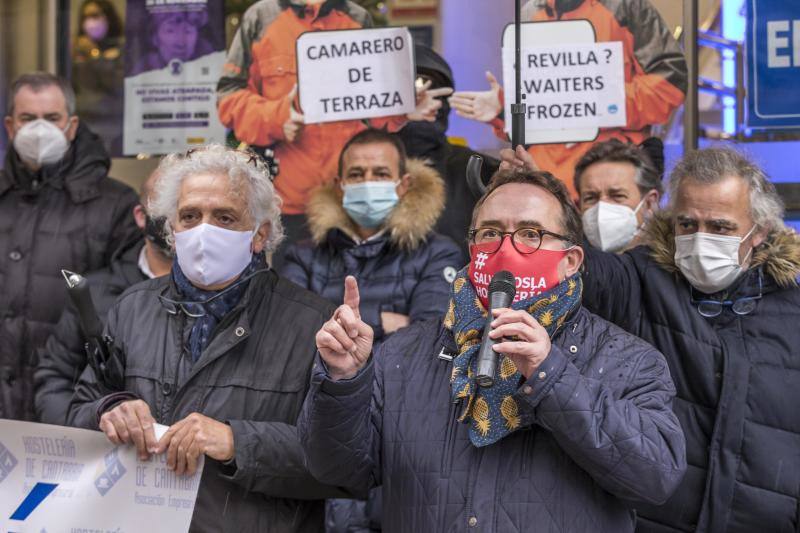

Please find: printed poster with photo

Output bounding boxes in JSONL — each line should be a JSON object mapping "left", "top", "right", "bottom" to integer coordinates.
{"left": 123, "top": 0, "right": 226, "bottom": 155}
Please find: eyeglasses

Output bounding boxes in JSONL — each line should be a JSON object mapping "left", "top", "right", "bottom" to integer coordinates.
{"left": 185, "top": 147, "right": 279, "bottom": 182}
{"left": 158, "top": 269, "right": 267, "bottom": 318}
{"left": 691, "top": 272, "right": 763, "bottom": 318}
{"left": 467, "top": 227, "right": 572, "bottom": 255}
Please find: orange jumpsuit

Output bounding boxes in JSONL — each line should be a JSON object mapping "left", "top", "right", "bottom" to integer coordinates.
{"left": 494, "top": 0, "right": 687, "bottom": 198}
{"left": 218, "top": 0, "right": 405, "bottom": 214}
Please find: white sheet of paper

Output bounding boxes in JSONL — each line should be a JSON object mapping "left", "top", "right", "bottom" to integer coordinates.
{"left": 502, "top": 41, "right": 627, "bottom": 136}
{"left": 0, "top": 419, "right": 203, "bottom": 532}
{"left": 296, "top": 26, "right": 416, "bottom": 124}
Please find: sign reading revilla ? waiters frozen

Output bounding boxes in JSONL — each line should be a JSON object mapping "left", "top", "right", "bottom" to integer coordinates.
{"left": 296, "top": 27, "right": 416, "bottom": 124}
{"left": 502, "top": 41, "right": 627, "bottom": 135}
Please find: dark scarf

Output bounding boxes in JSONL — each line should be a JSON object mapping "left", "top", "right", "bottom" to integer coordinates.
{"left": 444, "top": 267, "right": 583, "bottom": 447}
{"left": 171, "top": 253, "right": 265, "bottom": 362}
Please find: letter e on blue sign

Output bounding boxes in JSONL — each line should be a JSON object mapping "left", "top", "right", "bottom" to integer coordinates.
{"left": 746, "top": 0, "right": 800, "bottom": 128}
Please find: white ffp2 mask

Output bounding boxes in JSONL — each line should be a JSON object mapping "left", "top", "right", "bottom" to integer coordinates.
{"left": 582, "top": 199, "right": 644, "bottom": 253}
{"left": 174, "top": 223, "right": 254, "bottom": 287}
{"left": 12, "top": 118, "right": 70, "bottom": 167}
{"left": 674, "top": 226, "right": 755, "bottom": 294}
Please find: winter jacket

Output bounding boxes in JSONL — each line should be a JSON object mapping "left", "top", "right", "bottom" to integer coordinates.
{"left": 0, "top": 123, "right": 139, "bottom": 421}
{"left": 299, "top": 306, "right": 687, "bottom": 532}
{"left": 398, "top": 128, "right": 500, "bottom": 263}
{"left": 281, "top": 160, "right": 463, "bottom": 341}
{"left": 67, "top": 269, "right": 344, "bottom": 533}
{"left": 582, "top": 214, "right": 800, "bottom": 533}
{"left": 35, "top": 237, "right": 147, "bottom": 425}
{"left": 493, "top": 0, "right": 687, "bottom": 197}
{"left": 217, "top": 0, "right": 406, "bottom": 215}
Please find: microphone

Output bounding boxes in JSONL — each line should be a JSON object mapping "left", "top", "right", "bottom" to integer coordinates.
{"left": 475, "top": 271, "right": 516, "bottom": 387}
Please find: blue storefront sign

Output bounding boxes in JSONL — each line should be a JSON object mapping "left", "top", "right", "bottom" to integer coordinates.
{"left": 746, "top": 0, "right": 800, "bottom": 129}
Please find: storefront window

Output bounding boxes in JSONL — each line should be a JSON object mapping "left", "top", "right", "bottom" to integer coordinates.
{"left": 70, "top": 0, "right": 125, "bottom": 156}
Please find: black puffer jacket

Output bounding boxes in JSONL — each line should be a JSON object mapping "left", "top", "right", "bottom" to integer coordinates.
{"left": 299, "top": 306, "right": 687, "bottom": 532}
{"left": 0, "top": 123, "right": 139, "bottom": 421}
{"left": 281, "top": 160, "right": 463, "bottom": 341}
{"left": 67, "top": 269, "right": 344, "bottom": 533}
{"left": 35, "top": 236, "right": 147, "bottom": 425}
{"left": 583, "top": 214, "right": 800, "bottom": 533}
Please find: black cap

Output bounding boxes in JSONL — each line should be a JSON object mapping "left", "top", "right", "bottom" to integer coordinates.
{"left": 415, "top": 43, "right": 454, "bottom": 90}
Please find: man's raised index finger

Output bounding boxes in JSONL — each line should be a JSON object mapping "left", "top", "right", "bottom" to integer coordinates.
{"left": 343, "top": 276, "right": 361, "bottom": 319}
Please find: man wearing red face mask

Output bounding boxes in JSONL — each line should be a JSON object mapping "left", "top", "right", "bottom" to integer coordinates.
{"left": 298, "top": 168, "right": 686, "bottom": 532}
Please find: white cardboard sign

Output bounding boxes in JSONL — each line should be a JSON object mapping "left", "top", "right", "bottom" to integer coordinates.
{"left": 297, "top": 27, "right": 416, "bottom": 124}
{"left": 0, "top": 419, "right": 203, "bottom": 533}
{"left": 502, "top": 41, "right": 627, "bottom": 137}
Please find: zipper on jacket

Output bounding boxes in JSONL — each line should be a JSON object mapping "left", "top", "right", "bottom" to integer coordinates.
{"left": 440, "top": 400, "right": 459, "bottom": 477}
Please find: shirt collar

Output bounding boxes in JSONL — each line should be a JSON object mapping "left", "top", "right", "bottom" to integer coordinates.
{"left": 138, "top": 246, "right": 158, "bottom": 279}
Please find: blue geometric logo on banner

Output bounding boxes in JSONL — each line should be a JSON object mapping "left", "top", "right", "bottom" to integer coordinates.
{"left": 0, "top": 441, "right": 18, "bottom": 483}
{"left": 95, "top": 448, "right": 126, "bottom": 496}
{"left": 9, "top": 482, "right": 58, "bottom": 521}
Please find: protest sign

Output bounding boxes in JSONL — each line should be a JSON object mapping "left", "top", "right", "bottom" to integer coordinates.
{"left": 297, "top": 27, "right": 416, "bottom": 124}
{"left": 123, "top": 0, "right": 226, "bottom": 155}
{"left": 501, "top": 21, "right": 627, "bottom": 145}
{"left": 0, "top": 420, "right": 202, "bottom": 533}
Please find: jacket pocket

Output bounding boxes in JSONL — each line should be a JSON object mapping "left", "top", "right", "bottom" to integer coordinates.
{"left": 258, "top": 53, "right": 296, "bottom": 100}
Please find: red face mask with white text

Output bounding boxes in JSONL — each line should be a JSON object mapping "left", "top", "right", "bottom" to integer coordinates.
{"left": 468, "top": 238, "right": 568, "bottom": 309}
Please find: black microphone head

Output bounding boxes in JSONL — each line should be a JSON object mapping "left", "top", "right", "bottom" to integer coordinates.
{"left": 489, "top": 270, "right": 516, "bottom": 301}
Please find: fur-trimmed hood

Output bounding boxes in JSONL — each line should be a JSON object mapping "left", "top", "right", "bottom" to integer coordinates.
{"left": 645, "top": 212, "right": 800, "bottom": 288}
{"left": 306, "top": 159, "right": 445, "bottom": 252}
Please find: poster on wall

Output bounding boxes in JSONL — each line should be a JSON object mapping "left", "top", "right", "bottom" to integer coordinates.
{"left": 123, "top": 0, "right": 226, "bottom": 155}
{"left": 746, "top": 0, "right": 800, "bottom": 129}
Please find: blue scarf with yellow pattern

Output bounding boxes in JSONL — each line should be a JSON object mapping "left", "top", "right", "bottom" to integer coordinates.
{"left": 444, "top": 267, "right": 582, "bottom": 447}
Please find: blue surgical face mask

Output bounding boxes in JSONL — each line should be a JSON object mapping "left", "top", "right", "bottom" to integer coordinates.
{"left": 342, "top": 181, "right": 400, "bottom": 229}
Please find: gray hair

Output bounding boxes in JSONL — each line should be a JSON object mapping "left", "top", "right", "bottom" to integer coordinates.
{"left": 7, "top": 72, "right": 76, "bottom": 117}
{"left": 668, "top": 147, "right": 785, "bottom": 232}
{"left": 149, "top": 144, "right": 284, "bottom": 254}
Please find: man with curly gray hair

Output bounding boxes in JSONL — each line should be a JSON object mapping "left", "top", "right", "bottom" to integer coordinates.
{"left": 581, "top": 147, "right": 800, "bottom": 532}
{"left": 68, "top": 144, "right": 343, "bottom": 532}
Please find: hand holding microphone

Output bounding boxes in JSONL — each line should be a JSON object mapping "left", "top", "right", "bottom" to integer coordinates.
{"left": 476, "top": 271, "right": 516, "bottom": 387}
{"left": 477, "top": 270, "right": 553, "bottom": 385}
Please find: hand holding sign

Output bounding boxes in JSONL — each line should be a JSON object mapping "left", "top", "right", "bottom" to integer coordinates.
{"left": 156, "top": 413, "right": 234, "bottom": 476}
{"left": 283, "top": 85, "right": 305, "bottom": 143}
{"left": 449, "top": 71, "right": 503, "bottom": 123}
{"left": 99, "top": 399, "right": 158, "bottom": 461}
{"left": 316, "top": 276, "right": 374, "bottom": 381}
{"left": 407, "top": 79, "right": 454, "bottom": 122}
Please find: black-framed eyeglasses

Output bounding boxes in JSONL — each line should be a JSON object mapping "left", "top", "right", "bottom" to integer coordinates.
{"left": 467, "top": 226, "right": 572, "bottom": 255}
{"left": 158, "top": 269, "right": 268, "bottom": 318}
{"left": 691, "top": 272, "right": 763, "bottom": 318}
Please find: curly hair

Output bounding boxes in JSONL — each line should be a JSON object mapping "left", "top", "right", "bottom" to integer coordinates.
{"left": 149, "top": 144, "right": 284, "bottom": 254}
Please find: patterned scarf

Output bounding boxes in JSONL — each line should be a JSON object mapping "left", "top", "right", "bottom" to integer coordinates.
{"left": 444, "top": 267, "right": 583, "bottom": 447}
{"left": 171, "top": 253, "right": 266, "bottom": 363}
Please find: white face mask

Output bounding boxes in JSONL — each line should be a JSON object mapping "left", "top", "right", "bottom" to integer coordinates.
{"left": 174, "top": 223, "right": 254, "bottom": 287}
{"left": 582, "top": 199, "right": 645, "bottom": 253}
{"left": 12, "top": 118, "right": 71, "bottom": 167}
{"left": 674, "top": 226, "right": 756, "bottom": 294}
